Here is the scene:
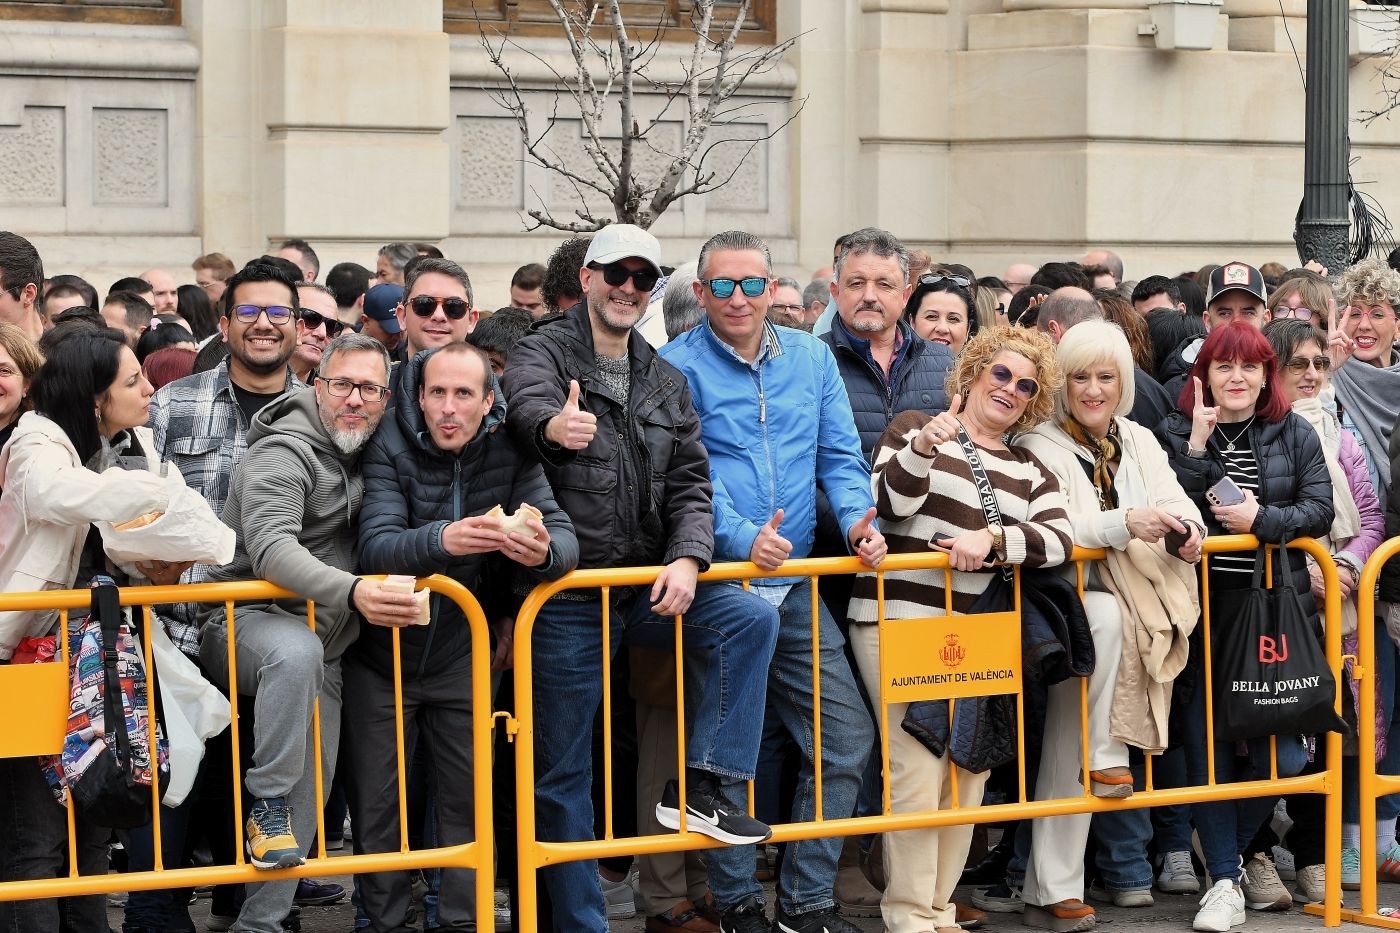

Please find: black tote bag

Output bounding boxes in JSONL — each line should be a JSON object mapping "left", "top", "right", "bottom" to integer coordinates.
{"left": 1210, "top": 542, "right": 1348, "bottom": 742}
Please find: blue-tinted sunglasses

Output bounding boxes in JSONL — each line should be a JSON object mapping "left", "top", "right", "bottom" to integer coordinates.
{"left": 705, "top": 276, "right": 769, "bottom": 299}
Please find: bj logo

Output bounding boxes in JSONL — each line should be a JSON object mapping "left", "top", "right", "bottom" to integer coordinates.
{"left": 941, "top": 632, "right": 965, "bottom": 669}
{"left": 1259, "top": 634, "right": 1289, "bottom": 664}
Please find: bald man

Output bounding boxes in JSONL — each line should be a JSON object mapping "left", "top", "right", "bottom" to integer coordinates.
{"left": 1036, "top": 286, "right": 1173, "bottom": 430}
{"left": 1004, "top": 263, "right": 1037, "bottom": 294}
{"left": 141, "top": 267, "right": 179, "bottom": 315}
{"left": 1081, "top": 249, "right": 1124, "bottom": 284}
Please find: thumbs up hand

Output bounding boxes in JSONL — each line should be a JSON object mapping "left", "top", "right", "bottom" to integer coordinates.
{"left": 848, "top": 506, "right": 887, "bottom": 569}
{"left": 750, "top": 508, "right": 793, "bottom": 571}
{"left": 545, "top": 379, "right": 598, "bottom": 450}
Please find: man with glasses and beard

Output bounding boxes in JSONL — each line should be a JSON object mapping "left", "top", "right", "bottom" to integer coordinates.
{"left": 391, "top": 257, "right": 479, "bottom": 375}
{"left": 199, "top": 333, "right": 424, "bottom": 933}
{"left": 503, "top": 223, "right": 781, "bottom": 933}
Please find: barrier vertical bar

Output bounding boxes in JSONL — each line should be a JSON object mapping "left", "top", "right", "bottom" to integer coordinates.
{"left": 60, "top": 608, "right": 78, "bottom": 877}
{"left": 225, "top": 600, "right": 246, "bottom": 864}
{"left": 877, "top": 571, "right": 891, "bottom": 817}
{"left": 810, "top": 577, "right": 823, "bottom": 818}
{"left": 393, "top": 625, "right": 409, "bottom": 853}
{"left": 307, "top": 600, "right": 326, "bottom": 858}
{"left": 141, "top": 605, "right": 164, "bottom": 870}
{"left": 1076, "top": 561, "right": 1091, "bottom": 797}
{"left": 1321, "top": 545, "right": 1342, "bottom": 928}
{"left": 674, "top": 609, "right": 688, "bottom": 834}
{"left": 601, "top": 587, "right": 613, "bottom": 840}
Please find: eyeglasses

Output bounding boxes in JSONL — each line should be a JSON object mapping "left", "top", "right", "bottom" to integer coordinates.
{"left": 988, "top": 362, "right": 1040, "bottom": 400}
{"left": 408, "top": 295, "right": 471, "bottom": 320}
{"left": 299, "top": 310, "right": 345, "bottom": 338}
{"left": 919, "top": 272, "right": 972, "bottom": 289}
{"left": 590, "top": 261, "right": 661, "bottom": 293}
{"left": 316, "top": 376, "right": 389, "bottom": 403}
{"left": 770, "top": 303, "right": 804, "bottom": 315}
{"left": 705, "top": 277, "right": 769, "bottom": 299}
{"left": 1280, "top": 306, "right": 1316, "bottom": 320}
{"left": 1284, "top": 354, "right": 1331, "bottom": 374}
{"left": 231, "top": 304, "right": 295, "bottom": 325}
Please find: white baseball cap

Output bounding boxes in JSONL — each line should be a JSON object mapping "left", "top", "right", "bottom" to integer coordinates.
{"left": 583, "top": 223, "right": 663, "bottom": 275}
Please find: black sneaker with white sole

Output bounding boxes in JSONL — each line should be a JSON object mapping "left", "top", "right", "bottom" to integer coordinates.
{"left": 774, "top": 904, "right": 863, "bottom": 933}
{"left": 655, "top": 776, "right": 772, "bottom": 845}
{"left": 719, "top": 895, "right": 770, "bottom": 933}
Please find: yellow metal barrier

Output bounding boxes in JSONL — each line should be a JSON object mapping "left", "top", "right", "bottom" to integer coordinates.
{"left": 0, "top": 574, "right": 496, "bottom": 932}
{"left": 512, "top": 536, "right": 1346, "bottom": 932}
{"left": 1331, "top": 536, "right": 1400, "bottom": 929}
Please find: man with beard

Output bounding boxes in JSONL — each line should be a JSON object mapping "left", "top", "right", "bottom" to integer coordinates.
{"left": 503, "top": 224, "right": 780, "bottom": 933}
{"left": 200, "top": 333, "right": 422, "bottom": 933}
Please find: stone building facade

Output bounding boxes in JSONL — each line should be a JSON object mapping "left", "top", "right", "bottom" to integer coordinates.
{"left": 2, "top": 0, "right": 1398, "bottom": 301}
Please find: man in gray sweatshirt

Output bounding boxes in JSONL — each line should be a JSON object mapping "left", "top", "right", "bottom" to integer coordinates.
{"left": 199, "top": 332, "right": 422, "bottom": 933}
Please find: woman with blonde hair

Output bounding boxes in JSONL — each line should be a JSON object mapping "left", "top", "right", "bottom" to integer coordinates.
{"left": 0, "top": 321, "right": 44, "bottom": 451}
{"left": 1266, "top": 273, "right": 1334, "bottom": 329}
{"left": 1017, "top": 320, "right": 1204, "bottom": 929}
{"left": 846, "top": 326, "right": 1074, "bottom": 933}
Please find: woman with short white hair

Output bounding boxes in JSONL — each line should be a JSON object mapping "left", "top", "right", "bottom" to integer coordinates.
{"left": 1018, "top": 320, "right": 1204, "bottom": 931}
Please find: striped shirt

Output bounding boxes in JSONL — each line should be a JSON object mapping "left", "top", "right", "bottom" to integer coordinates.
{"left": 848, "top": 410, "right": 1074, "bottom": 623}
{"left": 1210, "top": 421, "right": 1260, "bottom": 581}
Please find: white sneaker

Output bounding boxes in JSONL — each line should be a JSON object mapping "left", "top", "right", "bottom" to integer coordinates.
{"left": 599, "top": 870, "right": 637, "bottom": 920}
{"left": 1240, "top": 852, "right": 1291, "bottom": 911}
{"left": 1294, "top": 864, "right": 1326, "bottom": 904}
{"left": 1158, "top": 850, "right": 1201, "bottom": 895}
{"left": 1192, "top": 880, "right": 1246, "bottom": 932}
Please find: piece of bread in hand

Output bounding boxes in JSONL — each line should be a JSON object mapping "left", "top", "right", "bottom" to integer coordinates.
{"left": 493, "top": 503, "right": 543, "bottom": 538}
{"left": 381, "top": 574, "right": 431, "bottom": 625}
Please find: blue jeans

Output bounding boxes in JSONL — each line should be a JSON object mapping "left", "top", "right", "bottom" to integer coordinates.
{"left": 1149, "top": 745, "right": 1194, "bottom": 856}
{"left": 1184, "top": 676, "right": 1308, "bottom": 882}
{"left": 705, "top": 582, "right": 874, "bottom": 916}
{"left": 1092, "top": 808, "right": 1154, "bottom": 891}
{"left": 531, "top": 582, "right": 778, "bottom": 933}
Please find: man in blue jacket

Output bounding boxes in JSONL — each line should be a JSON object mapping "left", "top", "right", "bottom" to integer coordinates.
{"left": 661, "top": 230, "right": 885, "bottom": 933}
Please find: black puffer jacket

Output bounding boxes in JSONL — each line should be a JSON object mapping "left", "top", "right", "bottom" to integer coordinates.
{"left": 502, "top": 302, "right": 713, "bottom": 570}
{"left": 356, "top": 349, "right": 578, "bottom": 679}
{"left": 821, "top": 317, "right": 953, "bottom": 460}
{"left": 1155, "top": 410, "right": 1334, "bottom": 595}
{"left": 1377, "top": 428, "right": 1400, "bottom": 602}
{"left": 1159, "top": 335, "right": 1204, "bottom": 400}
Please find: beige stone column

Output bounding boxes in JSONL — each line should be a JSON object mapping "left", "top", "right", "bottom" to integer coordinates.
{"left": 186, "top": 0, "right": 450, "bottom": 272}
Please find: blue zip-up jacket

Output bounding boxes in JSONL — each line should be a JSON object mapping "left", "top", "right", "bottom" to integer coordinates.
{"left": 660, "top": 320, "right": 875, "bottom": 566}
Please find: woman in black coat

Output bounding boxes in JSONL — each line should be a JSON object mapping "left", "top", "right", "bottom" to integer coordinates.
{"left": 1153, "top": 321, "right": 1334, "bottom": 929}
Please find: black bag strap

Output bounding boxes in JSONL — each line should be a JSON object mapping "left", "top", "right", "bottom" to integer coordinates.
{"left": 1248, "top": 539, "right": 1294, "bottom": 593}
{"left": 91, "top": 582, "right": 137, "bottom": 773}
{"left": 956, "top": 425, "right": 1012, "bottom": 581}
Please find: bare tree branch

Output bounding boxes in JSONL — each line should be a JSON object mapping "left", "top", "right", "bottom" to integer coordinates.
{"left": 479, "top": 0, "right": 804, "bottom": 230}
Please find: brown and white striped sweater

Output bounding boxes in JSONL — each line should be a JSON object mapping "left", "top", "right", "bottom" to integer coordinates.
{"left": 848, "top": 409, "right": 1073, "bottom": 623}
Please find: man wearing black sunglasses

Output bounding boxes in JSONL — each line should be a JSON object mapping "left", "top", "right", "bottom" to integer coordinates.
{"left": 291, "top": 281, "right": 343, "bottom": 383}
{"left": 504, "top": 223, "right": 781, "bottom": 933}
{"left": 391, "top": 257, "right": 478, "bottom": 376}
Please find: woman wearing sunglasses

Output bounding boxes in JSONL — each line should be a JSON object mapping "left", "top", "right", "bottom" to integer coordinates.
{"left": 1154, "top": 321, "right": 1334, "bottom": 931}
{"left": 846, "top": 326, "right": 1072, "bottom": 933}
{"left": 1262, "top": 318, "right": 1386, "bottom": 901}
{"left": 903, "top": 272, "right": 978, "bottom": 356}
{"left": 1016, "top": 321, "right": 1203, "bottom": 929}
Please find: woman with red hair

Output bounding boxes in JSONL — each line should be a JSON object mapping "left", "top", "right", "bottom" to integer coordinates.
{"left": 1154, "top": 321, "right": 1334, "bottom": 932}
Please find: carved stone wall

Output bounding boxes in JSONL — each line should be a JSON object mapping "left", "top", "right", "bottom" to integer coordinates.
{"left": 0, "top": 19, "right": 197, "bottom": 250}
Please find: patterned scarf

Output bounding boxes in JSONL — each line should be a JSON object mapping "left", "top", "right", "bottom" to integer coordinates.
{"left": 1060, "top": 417, "right": 1122, "bottom": 511}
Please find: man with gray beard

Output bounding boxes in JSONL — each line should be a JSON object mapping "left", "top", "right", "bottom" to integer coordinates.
{"left": 199, "top": 332, "right": 423, "bottom": 933}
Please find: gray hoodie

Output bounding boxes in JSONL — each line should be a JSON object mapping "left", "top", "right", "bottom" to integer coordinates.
{"left": 200, "top": 387, "right": 364, "bottom": 661}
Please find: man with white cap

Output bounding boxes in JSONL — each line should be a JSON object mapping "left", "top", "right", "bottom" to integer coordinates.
{"left": 503, "top": 223, "right": 780, "bottom": 933}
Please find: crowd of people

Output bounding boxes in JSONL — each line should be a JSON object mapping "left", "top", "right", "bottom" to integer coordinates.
{"left": 0, "top": 224, "right": 1398, "bottom": 933}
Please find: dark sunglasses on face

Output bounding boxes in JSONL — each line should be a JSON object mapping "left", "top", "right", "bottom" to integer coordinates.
{"left": 705, "top": 277, "right": 769, "bottom": 299}
{"left": 408, "top": 295, "right": 471, "bottom": 320}
{"left": 919, "top": 272, "right": 972, "bottom": 289}
{"left": 590, "top": 261, "right": 660, "bottom": 292}
{"left": 988, "top": 362, "right": 1040, "bottom": 400}
{"left": 232, "top": 304, "right": 295, "bottom": 325}
{"left": 1284, "top": 354, "right": 1331, "bottom": 374}
{"left": 299, "top": 310, "right": 344, "bottom": 337}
